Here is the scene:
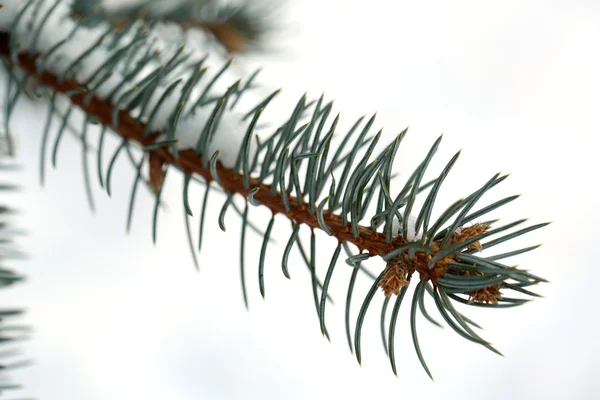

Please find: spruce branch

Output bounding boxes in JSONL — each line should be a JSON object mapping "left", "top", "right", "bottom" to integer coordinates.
{"left": 71, "top": 0, "right": 279, "bottom": 53}
{"left": 0, "top": 130, "right": 30, "bottom": 399}
{"left": 0, "top": 0, "right": 549, "bottom": 382}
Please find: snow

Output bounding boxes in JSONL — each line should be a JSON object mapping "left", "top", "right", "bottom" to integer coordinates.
{"left": 391, "top": 214, "right": 423, "bottom": 242}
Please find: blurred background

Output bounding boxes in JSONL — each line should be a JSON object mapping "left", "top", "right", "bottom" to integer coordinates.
{"left": 2, "top": 0, "right": 600, "bottom": 398}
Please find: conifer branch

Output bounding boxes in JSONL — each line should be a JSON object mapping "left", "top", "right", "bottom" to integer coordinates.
{"left": 0, "top": 124, "right": 30, "bottom": 399}
{"left": 0, "top": 0, "right": 549, "bottom": 382}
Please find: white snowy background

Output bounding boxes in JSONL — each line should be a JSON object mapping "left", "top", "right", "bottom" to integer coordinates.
{"left": 2, "top": 0, "right": 599, "bottom": 399}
